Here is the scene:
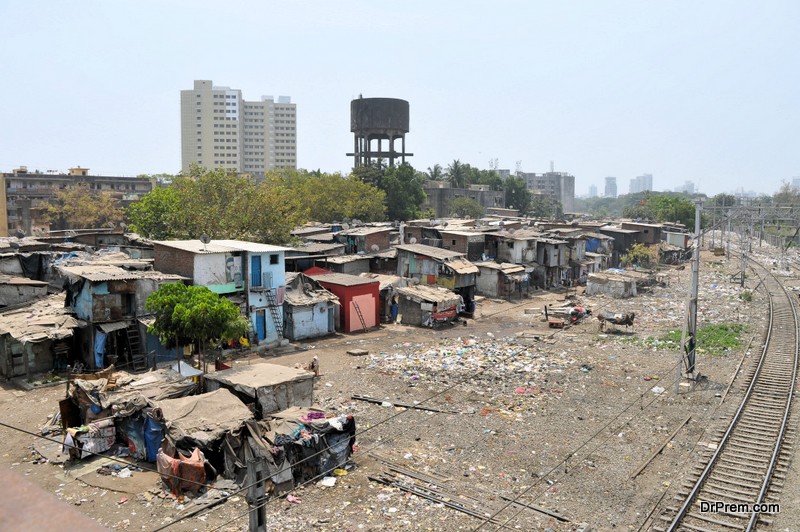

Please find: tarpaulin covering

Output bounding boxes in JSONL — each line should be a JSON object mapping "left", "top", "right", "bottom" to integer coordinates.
{"left": 154, "top": 388, "right": 254, "bottom": 448}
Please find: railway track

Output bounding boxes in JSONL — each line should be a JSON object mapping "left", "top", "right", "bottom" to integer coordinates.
{"left": 655, "top": 260, "right": 799, "bottom": 531}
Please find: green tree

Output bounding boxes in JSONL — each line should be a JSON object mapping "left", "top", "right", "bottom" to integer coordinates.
{"left": 773, "top": 182, "right": 800, "bottom": 206}
{"left": 44, "top": 184, "right": 124, "bottom": 230}
{"left": 449, "top": 197, "right": 484, "bottom": 218}
{"left": 622, "top": 193, "right": 695, "bottom": 226}
{"left": 274, "top": 170, "right": 386, "bottom": 223}
{"left": 126, "top": 186, "right": 180, "bottom": 239}
{"left": 145, "top": 283, "right": 249, "bottom": 354}
{"left": 504, "top": 175, "right": 531, "bottom": 214}
{"left": 710, "top": 193, "right": 737, "bottom": 207}
{"left": 352, "top": 162, "right": 385, "bottom": 189}
{"left": 383, "top": 163, "right": 426, "bottom": 221}
{"left": 447, "top": 160, "right": 467, "bottom": 188}
{"left": 620, "top": 242, "right": 657, "bottom": 268}
{"left": 126, "top": 166, "right": 307, "bottom": 244}
{"left": 528, "top": 195, "right": 561, "bottom": 218}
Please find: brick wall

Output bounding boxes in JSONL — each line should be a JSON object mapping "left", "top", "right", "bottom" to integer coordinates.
{"left": 154, "top": 246, "right": 195, "bottom": 280}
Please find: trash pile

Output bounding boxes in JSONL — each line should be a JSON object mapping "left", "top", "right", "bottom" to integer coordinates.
{"left": 367, "top": 335, "right": 577, "bottom": 390}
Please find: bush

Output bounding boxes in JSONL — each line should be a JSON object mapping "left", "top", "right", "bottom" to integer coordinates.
{"left": 739, "top": 290, "right": 752, "bottom": 302}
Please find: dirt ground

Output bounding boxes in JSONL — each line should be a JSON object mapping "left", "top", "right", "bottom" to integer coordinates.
{"left": 2, "top": 249, "right": 798, "bottom": 531}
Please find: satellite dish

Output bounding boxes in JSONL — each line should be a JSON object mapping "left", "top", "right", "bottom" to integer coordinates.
{"left": 341, "top": 223, "right": 350, "bottom": 230}
{"left": 371, "top": 244, "right": 380, "bottom": 252}
{"left": 442, "top": 222, "right": 448, "bottom": 228}
{"left": 409, "top": 237, "right": 417, "bottom": 244}
{"left": 200, "top": 234, "right": 211, "bottom": 244}
{"left": 107, "top": 221, "right": 116, "bottom": 228}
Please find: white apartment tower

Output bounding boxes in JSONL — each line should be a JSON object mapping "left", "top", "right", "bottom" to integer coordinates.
{"left": 181, "top": 80, "right": 296, "bottom": 177}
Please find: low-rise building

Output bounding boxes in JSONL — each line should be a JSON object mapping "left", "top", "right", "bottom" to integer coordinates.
{"left": 335, "top": 226, "right": 392, "bottom": 254}
{"left": 58, "top": 264, "right": 184, "bottom": 370}
{"left": 2, "top": 166, "right": 154, "bottom": 236}
{"left": 153, "top": 239, "right": 290, "bottom": 346}
{"left": 282, "top": 273, "right": 338, "bottom": 341}
{"left": 305, "top": 271, "right": 380, "bottom": 333}
{"left": 474, "top": 262, "right": 527, "bottom": 299}
{"left": 395, "top": 243, "right": 478, "bottom": 314}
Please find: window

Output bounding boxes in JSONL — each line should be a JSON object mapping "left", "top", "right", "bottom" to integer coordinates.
{"left": 270, "top": 254, "right": 279, "bottom": 265}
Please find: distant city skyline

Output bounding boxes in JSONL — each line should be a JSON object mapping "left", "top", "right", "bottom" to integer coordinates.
{"left": 2, "top": 2, "right": 798, "bottom": 198}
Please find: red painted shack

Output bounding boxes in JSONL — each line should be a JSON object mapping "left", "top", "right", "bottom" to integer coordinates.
{"left": 306, "top": 272, "right": 380, "bottom": 332}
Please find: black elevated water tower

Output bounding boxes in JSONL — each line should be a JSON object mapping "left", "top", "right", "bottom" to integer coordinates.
{"left": 348, "top": 97, "right": 412, "bottom": 168}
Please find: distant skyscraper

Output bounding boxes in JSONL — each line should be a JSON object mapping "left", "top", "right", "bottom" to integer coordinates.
{"left": 630, "top": 173, "right": 653, "bottom": 194}
{"left": 792, "top": 177, "right": 800, "bottom": 191}
{"left": 676, "top": 180, "right": 696, "bottom": 194}
{"left": 181, "top": 80, "right": 296, "bottom": 178}
{"left": 604, "top": 176, "right": 617, "bottom": 198}
{"left": 588, "top": 184, "right": 598, "bottom": 198}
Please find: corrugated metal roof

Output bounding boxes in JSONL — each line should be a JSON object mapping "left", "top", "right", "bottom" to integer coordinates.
{"left": 337, "top": 226, "right": 392, "bottom": 236}
{"left": 395, "top": 244, "right": 465, "bottom": 260}
{"left": 474, "top": 262, "right": 525, "bottom": 274}
{"left": 154, "top": 239, "right": 289, "bottom": 254}
{"left": 213, "top": 240, "right": 291, "bottom": 253}
{"left": 396, "top": 285, "right": 462, "bottom": 306}
{"left": 323, "top": 255, "right": 370, "bottom": 264}
{"left": 448, "top": 258, "right": 479, "bottom": 274}
{"left": 59, "top": 265, "right": 185, "bottom": 282}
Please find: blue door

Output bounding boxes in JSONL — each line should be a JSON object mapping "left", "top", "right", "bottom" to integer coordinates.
{"left": 251, "top": 255, "right": 262, "bottom": 287}
{"left": 255, "top": 310, "right": 266, "bottom": 342}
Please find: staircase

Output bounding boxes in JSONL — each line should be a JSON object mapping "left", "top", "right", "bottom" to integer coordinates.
{"left": 352, "top": 300, "right": 368, "bottom": 332}
{"left": 264, "top": 289, "right": 284, "bottom": 339}
{"left": 125, "top": 323, "right": 147, "bottom": 371}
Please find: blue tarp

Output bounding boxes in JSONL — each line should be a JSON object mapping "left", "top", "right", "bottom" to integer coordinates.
{"left": 94, "top": 330, "right": 107, "bottom": 369}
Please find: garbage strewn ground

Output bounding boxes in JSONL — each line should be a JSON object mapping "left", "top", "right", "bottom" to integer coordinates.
{"left": 2, "top": 250, "right": 796, "bottom": 531}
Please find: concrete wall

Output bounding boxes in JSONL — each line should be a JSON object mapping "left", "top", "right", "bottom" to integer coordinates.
{"left": 284, "top": 302, "right": 335, "bottom": 341}
{"left": 585, "top": 274, "right": 637, "bottom": 298}
{"left": 475, "top": 268, "right": 501, "bottom": 297}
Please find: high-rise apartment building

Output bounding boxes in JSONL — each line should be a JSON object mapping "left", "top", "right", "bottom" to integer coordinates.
{"left": 629, "top": 173, "right": 653, "bottom": 194}
{"left": 519, "top": 171, "right": 575, "bottom": 212}
{"left": 588, "top": 184, "right": 598, "bottom": 198}
{"left": 604, "top": 176, "right": 617, "bottom": 198}
{"left": 181, "top": 80, "right": 296, "bottom": 178}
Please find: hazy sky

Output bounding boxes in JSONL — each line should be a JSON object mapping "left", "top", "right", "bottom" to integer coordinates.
{"left": 2, "top": 1, "right": 798, "bottom": 197}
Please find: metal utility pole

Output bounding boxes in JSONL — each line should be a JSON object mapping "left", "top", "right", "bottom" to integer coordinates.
{"left": 683, "top": 200, "right": 703, "bottom": 381}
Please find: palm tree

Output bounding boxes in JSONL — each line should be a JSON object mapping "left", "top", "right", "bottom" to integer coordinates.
{"left": 425, "top": 164, "right": 444, "bottom": 181}
{"left": 447, "top": 159, "right": 466, "bottom": 189}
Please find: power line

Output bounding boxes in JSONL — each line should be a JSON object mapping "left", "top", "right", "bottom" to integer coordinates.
{"left": 0, "top": 421, "right": 205, "bottom": 489}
